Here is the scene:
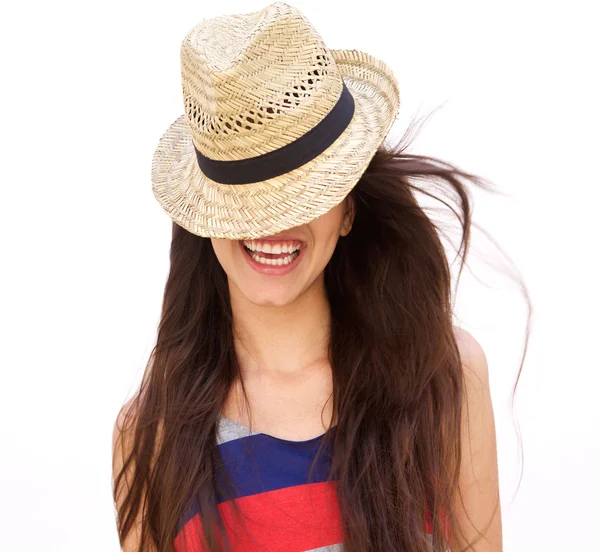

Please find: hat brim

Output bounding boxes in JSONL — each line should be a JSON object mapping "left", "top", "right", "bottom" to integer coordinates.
{"left": 151, "top": 49, "right": 400, "bottom": 240}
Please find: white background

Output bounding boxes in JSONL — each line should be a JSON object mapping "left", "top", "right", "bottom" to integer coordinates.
{"left": 1, "top": 1, "right": 598, "bottom": 550}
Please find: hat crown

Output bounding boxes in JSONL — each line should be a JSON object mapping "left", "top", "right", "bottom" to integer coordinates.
{"left": 180, "top": 2, "right": 344, "bottom": 162}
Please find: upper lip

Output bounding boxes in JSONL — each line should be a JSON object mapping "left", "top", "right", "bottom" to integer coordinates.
{"left": 242, "top": 233, "right": 305, "bottom": 243}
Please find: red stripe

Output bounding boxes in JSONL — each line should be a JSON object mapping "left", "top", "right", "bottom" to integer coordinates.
{"left": 424, "top": 506, "right": 451, "bottom": 542}
{"left": 175, "top": 481, "right": 343, "bottom": 552}
{"left": 175, "top": 482, "right": 447, "bottom": 551}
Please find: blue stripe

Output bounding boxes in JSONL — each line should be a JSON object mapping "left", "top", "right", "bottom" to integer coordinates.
{"left": 215, "top": 429, "right": 336, "bottom": 502}
{"left": 177, "top": 426, "right": 337, "bottom": 533}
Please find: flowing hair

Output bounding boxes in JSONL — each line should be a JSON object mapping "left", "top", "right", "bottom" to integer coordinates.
{"left": 112, "top": 110, "right": 530, "bottom": 552}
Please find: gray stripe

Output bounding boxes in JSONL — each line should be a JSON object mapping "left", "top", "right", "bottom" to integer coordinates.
{"left": 303, "top": 532, "right": 437, "bottom": 552}
{"left": 216, "top": 414, "right": 259, "bottom": 444}
{"left": 304, "top": 545, "right": 343, "bottom": 552}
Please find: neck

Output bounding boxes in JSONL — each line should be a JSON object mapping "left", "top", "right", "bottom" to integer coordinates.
{"left": 229, "top": 274, "right": 331, "bottom": 377}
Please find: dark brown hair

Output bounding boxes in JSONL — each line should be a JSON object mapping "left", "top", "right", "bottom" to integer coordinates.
{"left": 112, "top": 111, "right": 530, "bottom": 552}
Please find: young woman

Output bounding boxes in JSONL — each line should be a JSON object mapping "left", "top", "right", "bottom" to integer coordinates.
{"left": 112, "top": 3, "right": 528, "bottom": 551}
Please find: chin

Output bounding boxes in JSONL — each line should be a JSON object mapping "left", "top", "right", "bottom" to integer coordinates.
{"left": 242, "top": 286, "right": 298, "bottom": 308}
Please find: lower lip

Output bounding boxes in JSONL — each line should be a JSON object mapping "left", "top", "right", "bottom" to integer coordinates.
{"left": 239, "top": 241, "right": 305, "bottom": 276}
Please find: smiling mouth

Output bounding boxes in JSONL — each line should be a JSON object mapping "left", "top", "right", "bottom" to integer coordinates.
{"left": 242, "top": 244, "right": 301, "bottom": 265}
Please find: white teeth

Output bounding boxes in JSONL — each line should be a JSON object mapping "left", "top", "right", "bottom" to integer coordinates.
{"left": 246, "top": 250, "right": 300, "bottom": 265}
{"left": 243, "top": 240, "right": 301, "bottom": 253}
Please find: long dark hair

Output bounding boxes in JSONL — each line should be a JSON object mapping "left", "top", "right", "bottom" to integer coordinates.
{"left": 112, "top": 112, "right": 530, "bottom": 552}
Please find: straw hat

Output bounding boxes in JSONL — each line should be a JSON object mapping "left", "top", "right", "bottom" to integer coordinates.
{"left": 151, "top": 1, "right": 400, "bottom": 240}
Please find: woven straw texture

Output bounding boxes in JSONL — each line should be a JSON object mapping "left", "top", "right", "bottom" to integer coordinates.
{"left": 151, "top": 2, "right": 400, "bottom": 240}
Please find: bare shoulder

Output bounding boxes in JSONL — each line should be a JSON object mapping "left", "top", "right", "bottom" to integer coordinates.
{"left": 112, "top": 394, "right": 141, "bottom": 500}
{"left": 112, "top": 391, "right": 161, "bottom": 552}
{"left": 112, "top": 395, "right": 138, "bottom": 551}
{"left": 449, "top": 325, "right": 503, "bottom": 551}
{"left": 112, "top": 394, "right": 140, "bottom": 460}
{"left": 452, "top": 325, "right": 489, "bottom": 384}
{"left": 114, "top": 395, "right": 138, "bottom": 431}
{"left": 112, "top": 390, "right": 163, "bottom": 470}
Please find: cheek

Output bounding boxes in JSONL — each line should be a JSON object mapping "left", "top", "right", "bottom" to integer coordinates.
{"left": 309, "top": 233, "right": 341, "bottom": 271}
{"left": 309, "top": 219, "right": 344, "bottom": 255}
{"left": 211, "top": 240, "right": 237, "bottom": 273}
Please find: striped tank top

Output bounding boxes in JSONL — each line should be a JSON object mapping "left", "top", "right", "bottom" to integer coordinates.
{"left": 174, "top": 415, "right": 438, "bottom": 551}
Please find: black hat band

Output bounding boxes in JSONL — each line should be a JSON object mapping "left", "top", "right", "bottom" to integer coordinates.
{"left": 193, "top": 81, "right": 355, "bottom": 185}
